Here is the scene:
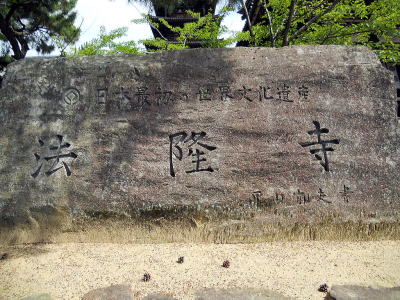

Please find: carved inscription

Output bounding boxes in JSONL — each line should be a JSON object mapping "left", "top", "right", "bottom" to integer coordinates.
{"left": 295, "top": 189, "right": 311, "bottom": 204}
{"left": 299, "top": 121, "right": 340, "bottom": 172}
{"left": 155, "top": 88, "right": 173, "bottom": 105}
{"left": 97, "top": 88, "right": 107, "bottom": 114}
{"left": 251, "top": 190, "right": 263, "bottom": 208}
{"left": 259, "top": 86, "right": 274, "bottom": 101}
{"left": 339, "top": 184, "right": 353, "bottom": 202}
{"left": 197, "top": 87, "right": 212, "bottom": 101}
{"left": 90, "top": 83, "right": 311, "bottom": 112}
{"left": 135, "top": 87, "right": 151, "bottom": 107}
{"left": 63, "top": 88, "right": 80, "bottom": 105}
{"left": 277, "top": 84, "right": 292, "bottom": 102}
{"left": 115, "top": 87, "right": 132, "bottom": 111}
{"left": 298, "top": 85, "right": 309, "bottom": 100}
{"left": 219, "top": 85, "right": 234, "bottom": 101}
{"left": 237, "top": 86, "right": 253, "bottom": 101}
{"left": 169, "top": 131, "right": 217, "bottom": 177}
{"left": 249, "top": 185, "right": 353, "bottom": 208}
{"left": 275, "top": 193, "right": 285, "bottom": 205}
{"left": 31, "top": 135, "right": 77, "bottom": 178}
{"left": 317, "top": 188, "right": 331, "bottom": 203}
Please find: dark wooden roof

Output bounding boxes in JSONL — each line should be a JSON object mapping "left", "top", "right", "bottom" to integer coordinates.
{"left": 146, "top": 1, "right": 219, "bottom": 49}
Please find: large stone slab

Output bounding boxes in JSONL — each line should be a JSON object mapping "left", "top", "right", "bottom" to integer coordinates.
{"left": 143, "top": 294, "right": 176, "bottom": 300}
{"left": 19, "top": 294, "right": 54, "bottom": 300}
{"left": 81, "top": 284, "right": 132, "bottom": 300}
{"left": 328, "top": 285, "right": 400, "bottom": 300}
{"left": 0, "top": 46, "right": 399, "bottom": 237}
{"left": 194, "top": 288, "right": 292, "bottom": 299}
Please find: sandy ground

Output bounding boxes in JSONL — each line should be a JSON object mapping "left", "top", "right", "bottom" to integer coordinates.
{"left": 0, "top": 241, "right": 399, "bottom": 300}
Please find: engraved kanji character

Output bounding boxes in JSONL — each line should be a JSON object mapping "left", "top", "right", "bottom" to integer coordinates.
{"left": 298, "top": 85, "right": 309, "bottom": 100}
{"left": 237, "top": 86, "right": 253, "bottom": 101}
{"left": 97, "top": 89, "right": 107, "bottom": 105}
{"left": 115, "top": 87, "right": 131, "bottom": 111}
{"left": 277, "top": 84, "right": 292, "bottom": 102}
{"left": 155, "top": 88, "right": 173, "bottom": 105}
{"left": 339, "top": 185, "right": 353, "bottom": 202}
{"left": 219, "top": 85, "right": 234, "bottom": 101}
{"left": 317, "top": 188, "right": 331, "bottom": 203}
{"left": 275, "top": 192, "right": 285, "bottom": 205}
{"left": 197, "top": 87, "right": 212, "bottom": 101}
{"left": 295, "top": 189, "right": 311, "bottom": 204}
{"left": 299, "top": 121, "right": 340, "bottom": 172}
{"left": 31, "top": 135, "right": 77, "bottom": 178}
{"left": 169, "top": 131, "right": 217, "bottom": 177}
{"left": 135, "top": 86, "right": 151, "bottom": 107}
{"left": 251, "top": 190, "right": 262, "bottom": 208}
{"left": 259, "top": 86, "right": 274, "bottom": 101}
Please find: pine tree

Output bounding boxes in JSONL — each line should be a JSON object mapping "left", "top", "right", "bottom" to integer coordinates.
{"left": 0, "top": 0, "right": 80, "bottom": 72}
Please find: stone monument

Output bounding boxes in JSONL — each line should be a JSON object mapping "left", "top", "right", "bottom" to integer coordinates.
{"left": 0, "top": 46, "right": 399, "bottom": 243}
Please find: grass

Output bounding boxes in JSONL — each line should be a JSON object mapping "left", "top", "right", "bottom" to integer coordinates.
{"left": 1, "top": 212, "right": 400, "bottom": 245}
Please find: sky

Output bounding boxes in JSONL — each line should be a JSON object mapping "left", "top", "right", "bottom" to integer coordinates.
{"left": 28, "top": 0, "right": 244, "bottom": 56}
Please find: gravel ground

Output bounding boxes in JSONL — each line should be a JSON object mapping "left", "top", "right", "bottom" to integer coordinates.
{"left": 0, "top": 241, "right": 399, "bottom": 299}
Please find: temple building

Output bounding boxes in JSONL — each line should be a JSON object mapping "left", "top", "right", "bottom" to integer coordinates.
{"left": 145, "top": 1, "right": 218, "bottom": 50}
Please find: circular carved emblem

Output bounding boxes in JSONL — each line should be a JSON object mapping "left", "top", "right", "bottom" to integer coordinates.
{"left": 63, "top": 88, "right": 80, "bottom": 105}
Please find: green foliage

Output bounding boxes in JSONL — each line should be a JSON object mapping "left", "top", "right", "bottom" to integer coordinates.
{"left": 127, "top": 0, "right": 223, "bottom": 14}
{"left": 138, "top": 10, "right": 235, "bottom": 51}
{"left": 237, "top": 0, "right": 400, "bottom": 63}
{"left": 69, "top": 0, "right": 400, "bottom": 64}
{"left": 0, "top": 0, "right": 80, "bottom": 65}
{"left": 69, "top": 9, "right": 234, "bottom": 56}
{"left": 68, "top": 26, "right": 142, "bottom": 56}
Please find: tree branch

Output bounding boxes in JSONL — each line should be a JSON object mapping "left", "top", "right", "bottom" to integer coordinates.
{"left": 263, "top": 1, "right": 275, "bottom": 47}
{"left": 5, "top": 4, "right": 19, "bottom": 22}
{"left": 282, "top": 0, "right": 297, "bottom": 46}
{"left": 0, "top": 14, "right": 25, "bottom": 59}
{"left": 15, "top": 34, "right": 29, "bottom": 57}
{"left": 147, "top": 17, "right": 168, "bottom": 41}
{"left": 9, "top": 25, "right": 25, "bottom": 36}
{"left": 319, "top": 29, "right": 376, "bottom": 43}
{"left": 5, "top": 1, "right": 37, "bottom": 22}
{"left": 240, "top": 0, "right": 255, "bottom": 44}
{"left": 17, "top": 18, "right": 26, "bottom": 31}
{"left": 1, "top": 31, "right": 24, "bottom": 59}
{"left": 288, "top": 0, "right": 342, "bottom": 44}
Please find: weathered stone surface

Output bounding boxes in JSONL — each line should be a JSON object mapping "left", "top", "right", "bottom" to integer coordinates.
{"left": 81, "top": 284, "right": 132, "bottom": 300}
{"left": 328, "top": 285, "right": 400, "bottom": 300}
{"left": 143, "top": 294, "right": 177, "bottom": 300}
{"left": 19, "top": 294, "right": 54, "bottom": 300}
{"left": 194, "top": 288, "right": 292, "bottom": 299}
{"left": 0, "top": 46, "right": 399, "bottom": 239}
